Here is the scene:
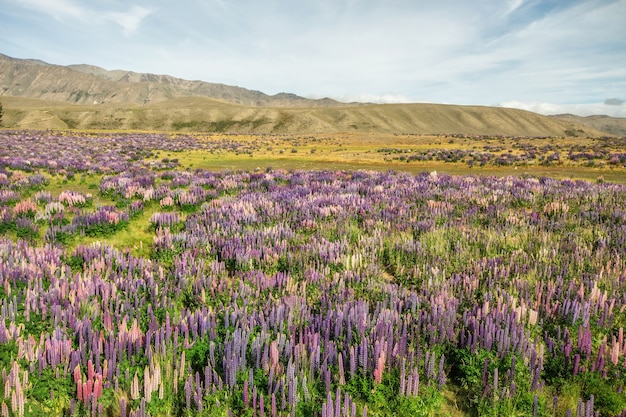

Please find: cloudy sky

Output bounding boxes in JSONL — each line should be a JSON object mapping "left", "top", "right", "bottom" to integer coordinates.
{"left": 1, "top": 0, "right": 625, "bottom": 116}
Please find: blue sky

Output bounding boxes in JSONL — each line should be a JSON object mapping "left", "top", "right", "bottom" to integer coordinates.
{"left": 1, "top": 0, "right": 625, "bottom": 116}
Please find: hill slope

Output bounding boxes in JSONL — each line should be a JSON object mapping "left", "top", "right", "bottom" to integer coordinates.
{"left": 0, "top": 96, "right": 607, "bottom": 136}
{"left": 551, "top": 114, "right": 626, "bottom": 137}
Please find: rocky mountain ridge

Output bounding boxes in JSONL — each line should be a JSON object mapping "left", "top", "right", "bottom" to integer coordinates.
{"left": 0, "top": 53, "right": 342, "bottom": 107}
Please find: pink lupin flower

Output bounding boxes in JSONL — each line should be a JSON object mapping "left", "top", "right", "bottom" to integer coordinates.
{"left": 85, "top": 379, "right": 93, "bottom": 400}
{"left": 10, "top": 391, "right": 16, "bottom": 417}
{"left": 87, "top": 360, "right": 94, "bottom": 382}
{"left": 373, "top": 350, "right": 386, "bottom": 384}
{"left": 73, "top": 365, "right": 82, "bottom": 385}
{"left": 93, "top": 376, "right": 102, "bottom": 400}
{"left": 77, "top": 380, "right": 83, "bottom": 402}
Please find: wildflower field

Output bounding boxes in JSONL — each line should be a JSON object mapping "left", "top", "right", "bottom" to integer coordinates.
{"left": 0, "top": 130, "right": 625, "bottom": 416}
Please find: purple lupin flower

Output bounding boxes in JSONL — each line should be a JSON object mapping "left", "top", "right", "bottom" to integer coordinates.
{"left": 349, "top": 346, "right": 357, "bottom": 378}
{"left": 338, "top": 353, "right": 345, "bottom": 385}
{"left": 399, "top": 358, "right": 406, "bottom": 396}
{"left": 437, "top": 355, "right": 446, "bottom": 389}
{"left": 271, "top": 393, "right": 277, "bottom": 417}
{"left": 493, "top": 368, "right": 498, "bottom": 400}
{"left": 586, "top": 394, "right": 594, "bottom": 417}
{"left": 482, "top": 358, "right": 489, "bottom": 390}
{"left": 185, "top": 375, "right": 193, "bottom": 410}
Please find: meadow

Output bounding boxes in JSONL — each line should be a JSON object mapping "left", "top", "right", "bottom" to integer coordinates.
{"left": 0, "top": 129, "right": 625, "bottom": 416}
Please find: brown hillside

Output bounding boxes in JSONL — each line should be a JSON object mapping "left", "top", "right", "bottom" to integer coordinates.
{"left": 0, "top": 53, "right": 343, "bottom": 107}
{"left": 0, "top": 96, "right": 608, "bottom": 137}
{"left": 551, "top": 114, "right": 626, "bottom": 137}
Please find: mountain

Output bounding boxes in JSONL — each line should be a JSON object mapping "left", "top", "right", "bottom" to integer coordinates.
{"left": 0, "top": 53, "right": 614, "bottom": 136}
{"left": 0, "top": 53, "right": 342, "bottom": 107}
{"left": 550, "top": 114, "right": 626, "bottom": 137}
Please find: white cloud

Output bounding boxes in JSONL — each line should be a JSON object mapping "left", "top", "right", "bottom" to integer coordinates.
{"left": 339, "top": 94, "right": 411, "bottom": 104}
{"left": 503, "top": 0, "right": 525, "bottom": 16}
{"left": 105, "top": 6, "right": 153, "bottom": 36}
{"left": 306, "top": 93, "right": 411, "bottom": 104}
{"left": 16, "top": 0, "right": 84, "bottom": 19}
{"left": 500, "top": 101, "right": 626, "bottom": 117}
{"left": 13, "top": 0, "right": 152, "bottom": 36}
{"left": 2, "top": 0, "right": 625, "bottom": 116}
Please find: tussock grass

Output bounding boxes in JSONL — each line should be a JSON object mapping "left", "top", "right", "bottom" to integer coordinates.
{"left": 165, "top": 133, "right": 626, "bottom": 184}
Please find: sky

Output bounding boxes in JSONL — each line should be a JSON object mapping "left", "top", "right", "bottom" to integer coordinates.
{"left": 1, "top": 0, "right": 625, "bottom": 116}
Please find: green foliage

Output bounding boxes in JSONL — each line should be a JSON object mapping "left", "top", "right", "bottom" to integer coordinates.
{"left": 578, "top": 373, "right": 626, "bottom": 417}
{"left": 181, "top": 288, "right": 202, "bottom": 310}
{"left": 50, "top": 227, "right": 76, "bottom": 245}
{"left": 447, "top": 347, "right": 543, "bottom": 417}
{"left": 343, "top": 369, "right": 445, "bottom": 416}
{"left": 273, "top": 254, "right": 302, "bottom": 276}
{"left": 20, "top": 312, "right": 54, "bottom": 336}
{"left": 187, "top": 337, "right": 210, "bottom": 374}
{"left": 379, "top": 237, "right": 422, "bottom": 283}
{"left": 150, "top": 246, "right": 176, "bottom": 267}
{"left": 208, "top": 119, "right": 238, "bottom": 132}
{"left": 178, "top": 202, "right": 200, "bottom": 213}
{"left": 276, "top": 255, "right": 289, "bottom": 274}
{"left": 84, "top": 218, "right": 128, "bottom": 237}
{"left": 15, "top": 219, "right": 39, "bottom": 242}
{"left": 0, "top": 341, "right": 18, "bottom": 369}
{"left": 115, "top": 197, "right": 132, "bottom": 208}
{"left": 344, "top": 372, "right": 373, "bottom": 404}
{"left": 63, "top": 254, "right": 85, "bottom": 273}
{"left": 542, "top": 351, "right": 570, "bottom": 389}
{"left": 0, "top": 218, "right": 15, "bottom": 235}
{"left": 28, "top": 368, "right": 73, "bottom": 415}
{"left": 396, "top": 386, "right": 445, "bottom": 417}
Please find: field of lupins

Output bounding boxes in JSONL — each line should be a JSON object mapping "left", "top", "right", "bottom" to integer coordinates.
{"left": 0, "top": 130, "right": 625, "bottom": 416}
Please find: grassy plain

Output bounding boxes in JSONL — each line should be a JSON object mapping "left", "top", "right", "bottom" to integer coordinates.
{"left": 153, "top": 132, "right": 626, "bottom": 184}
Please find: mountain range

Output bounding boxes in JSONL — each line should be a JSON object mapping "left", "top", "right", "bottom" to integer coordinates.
{"left": 0, "top": 53, "right": 622, "bottom": 136}
{"left": 0, "top": 52, "right": 342, "bottom": 107}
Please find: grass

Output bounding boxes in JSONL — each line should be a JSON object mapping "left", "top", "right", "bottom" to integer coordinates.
{"left": 40, "top": 174, "right": 157, "bottom": 257}
{"left": 74, "top": 206, "right": 155, "bottom": 258}
{"left": 153, "top": 132, "right": 626, "bottom": 184}
{"left": 42, "top": 172, "right": 103, "bottom": 193}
